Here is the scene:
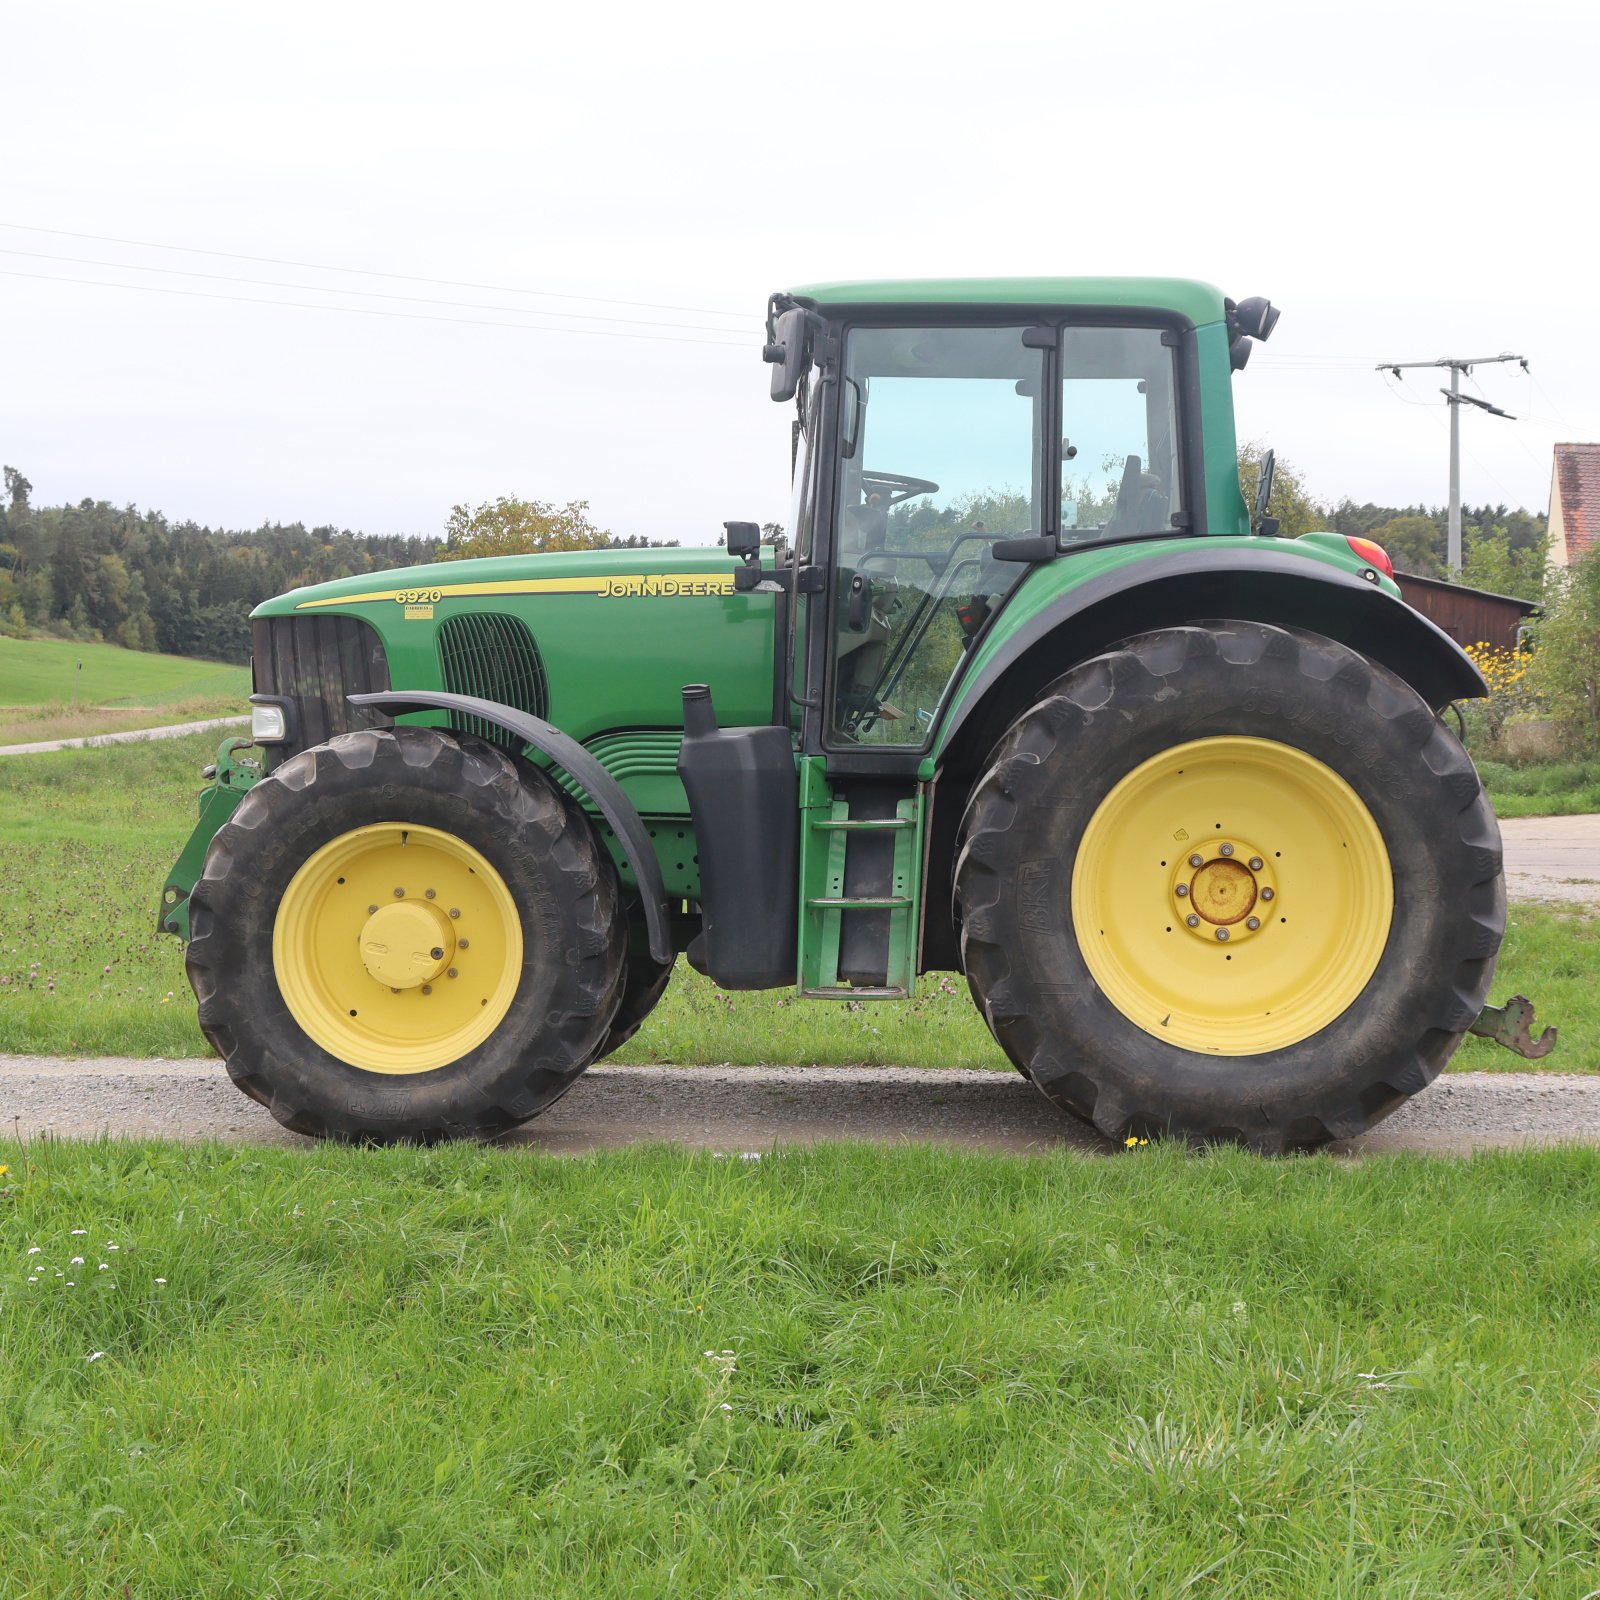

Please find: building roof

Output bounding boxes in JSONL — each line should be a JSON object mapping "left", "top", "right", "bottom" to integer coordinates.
{"left": 1393, "top": 570, "right": 1539, "bottom": 613}
{"left": 785, "top": 277, "right": 1229, "bottom": 327}
{"left": 1554, "top": 443, "right": 1600, "bottom": 559}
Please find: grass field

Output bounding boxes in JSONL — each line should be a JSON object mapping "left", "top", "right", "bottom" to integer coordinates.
{"left": 0, "top": 636, "right": 249, "bottom": 742}
{"left": 1480, "top": 756, "right": 1600, "bottom": 819}
{"left": 2, "top": 1138, "right": 1599, "bottom": 1597}
{"left": 0, "top": 731, "right": 1594, "bottom": 1071}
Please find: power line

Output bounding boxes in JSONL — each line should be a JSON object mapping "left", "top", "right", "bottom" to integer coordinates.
{"left": 0, "top": 221, "right": 749, "bottom": 321}
{"left": 0, "top": 246, "right": 756, "bottom": 337}
{"left": 0, "top": 267, "right": 754, "bottom": 349}
{"left": 1380, "top": 369, "right": 1450, "bottom": 411}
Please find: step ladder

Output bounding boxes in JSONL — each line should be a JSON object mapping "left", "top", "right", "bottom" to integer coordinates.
{"left": 798, "top": 769, "right": 923, "bottom": 999}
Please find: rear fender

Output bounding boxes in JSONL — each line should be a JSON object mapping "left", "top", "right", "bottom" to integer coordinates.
{"left": 933, "top": 549, "right": 1485, "bottom": 777}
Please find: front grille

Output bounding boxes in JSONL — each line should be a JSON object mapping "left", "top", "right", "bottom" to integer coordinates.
{"left": 252, "top": 613, "right": 391, "bottom": 765}
{"left": 437, "top": 612, "right": 549, "bottom": 746}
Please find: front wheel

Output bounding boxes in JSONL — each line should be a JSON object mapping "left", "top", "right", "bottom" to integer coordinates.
{"left": 954, "top": 621, "right": 1505, "bottom": 1152}
{"left": 186, "top": 727, "right": 626, "bottom": 1141}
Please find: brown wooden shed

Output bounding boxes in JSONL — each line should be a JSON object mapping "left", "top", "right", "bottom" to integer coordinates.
{"left": 1393, "top": 572, "right": 1538, "bottom": 652}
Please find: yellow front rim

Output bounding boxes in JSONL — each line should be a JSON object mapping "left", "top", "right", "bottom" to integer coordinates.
{"left": 1071, "top": 737, "right": 1393, "bottom": 1055}
{"left": 272, "top": 823, "right": 523, "bottom": 1074}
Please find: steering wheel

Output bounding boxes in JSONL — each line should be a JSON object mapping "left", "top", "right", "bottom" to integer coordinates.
{"left": 861, "top": 471, "right": 939, "bottom": 508}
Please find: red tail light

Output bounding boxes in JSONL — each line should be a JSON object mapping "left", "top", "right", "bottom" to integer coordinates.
{"left": 1345, "top": 536, "right": 1394, "bottom": 578}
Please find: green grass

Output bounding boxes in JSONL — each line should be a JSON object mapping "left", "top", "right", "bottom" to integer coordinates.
{"left": 0, "top": 634, "right": 249, "bottom": 710}
{"left": 2, "top": 1139, "right": 1600, "bottom": 1597}
{"left": 1479, "top": 756, "right": 1600, "bottom": 819}
{"left": 0, "top": 732, "right": 1595, "bottom": 1070}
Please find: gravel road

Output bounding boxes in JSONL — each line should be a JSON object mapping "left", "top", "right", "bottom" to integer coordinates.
{"left": 0, "top": 714, "right": 249, "bottom": 758}
{"left": 3, "top": 1057, "right": 1598, "bottom": 1157}
{"left": 1501, "top": 814, "right": 1600, "bottom": 905}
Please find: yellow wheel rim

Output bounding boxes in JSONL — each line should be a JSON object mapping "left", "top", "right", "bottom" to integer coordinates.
{"left": 1071, "top": 737, "right": 1393, "bottom": 1055}
{"left": 273, "top": 823, "right": 523, "bottom": 1074}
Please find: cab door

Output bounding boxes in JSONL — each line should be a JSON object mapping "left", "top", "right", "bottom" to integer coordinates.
{"left": 819, "top": 323, "right": 1049, "bottom": 754}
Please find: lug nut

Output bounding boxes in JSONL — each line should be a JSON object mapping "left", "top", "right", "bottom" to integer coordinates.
{"left": 1261, "top": 887, "right": 1275, "bottom": 902}
{"left": 458, "top": 938, "right": 470, "bottom": 950}
{"left": 449, "top": 908, "right": 460, "bottom": 919}
{"left": 1246, "top": 916, "right": 1261, "bottom": 930}
{"left": 1215, "top": 927, "right": 1229, "bottom": 941}
{"left": 421, "top": 984, "right": 433, "bottom": 995}
{"left": 1219, "top": 842, "right": 1234, "bottom": 857}
{"left": 1188, "top": 854, "right": 1203, "bottom": 869}
{"left": 1175, "top": 883, "right": 1189, "bottom": 898}
{"left": 430, "top": 947, "right": 444, "bottom": 960}
{"left": 368, "top": 905, "right": 378, "bottom": 915}
{"left": 425, "top": 888, "right": 437, "bottom": 900}
{"left": 1185, "top": 913, "right": 1200, "bottom": 927}
{"left": 393, "top": 887, "right": 405, "bottom": 899}
{"left": 447, "top": 968, "right": 458, "bottom": 979}
{"left": 1249, "top": 856, "right": 1263, "bottom": 871}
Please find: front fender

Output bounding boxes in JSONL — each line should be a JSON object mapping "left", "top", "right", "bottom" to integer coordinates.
{"left": 351, "top": 690, "right": 673, "bottom": 965}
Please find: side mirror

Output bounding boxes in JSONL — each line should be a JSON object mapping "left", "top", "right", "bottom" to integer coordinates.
{"left": 725, "top": 521, "right": 760, "bottom": 558}
{"left": 725, "top": 521, "right": 763, "bottom": 592}
{"left": 762, "top": 306, "right": 811, "bottom": 402}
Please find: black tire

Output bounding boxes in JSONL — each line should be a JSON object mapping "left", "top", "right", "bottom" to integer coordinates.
{"left": 186, "top": 726, "right": 626, "bottom": 1142}
{"left": 595, "top": 902, "right": 674, "bottom": 1058}
{"left": 954, "top": 621, "right": 1505, "bottom": 1153}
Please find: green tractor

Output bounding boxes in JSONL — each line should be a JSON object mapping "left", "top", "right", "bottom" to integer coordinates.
{"left": 160, "top": 276, "right": 1522, "bottom": 1151}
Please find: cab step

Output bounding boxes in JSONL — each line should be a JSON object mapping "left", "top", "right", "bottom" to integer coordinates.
{"left": 797, "top": 762, "right": 923, "bottom": 1000}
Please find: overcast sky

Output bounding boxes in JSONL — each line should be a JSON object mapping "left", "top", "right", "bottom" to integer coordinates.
{"left": 5, "top": 0, "right": 1596, "bottom": 547}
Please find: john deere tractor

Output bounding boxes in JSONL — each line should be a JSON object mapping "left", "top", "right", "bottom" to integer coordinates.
{"left": 160, "top": 277, "right": 1523, "bottom": 1151}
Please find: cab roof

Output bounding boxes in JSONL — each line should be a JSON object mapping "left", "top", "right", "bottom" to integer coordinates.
{"left": 785, "top": 276, "right": 1228, "bottom": 327}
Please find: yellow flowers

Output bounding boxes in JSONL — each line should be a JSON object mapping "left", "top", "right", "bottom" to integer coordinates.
{"left": 0, "top": 1165, "right": 9, "bottom": 1178}
{"left": 1123, "top": 1135, "right": 1150, "bottom": 1149}
{"left": 1461, "top": 641, "right": 1542, "bottom": 750}
{"left": 1464, "top": 641, "right": 1533, "bottom": 694}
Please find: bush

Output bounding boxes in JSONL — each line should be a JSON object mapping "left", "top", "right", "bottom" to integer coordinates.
{"left": 1532, "top": 547, "right": 1600, "bottom": 753}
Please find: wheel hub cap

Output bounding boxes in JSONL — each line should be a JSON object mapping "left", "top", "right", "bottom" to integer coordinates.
{"left": 359, "top": 900, "right": 455, "bottom": 989}
{"left": 1172, "top": 839, "right": 1278, "bottom": 944}
{"left": 1190, "top": 857, "right": 1256, "bottom": 924}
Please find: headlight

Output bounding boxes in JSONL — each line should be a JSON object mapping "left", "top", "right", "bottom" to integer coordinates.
{"left": 250, "top": 698, "right": 290, "bottom": 744}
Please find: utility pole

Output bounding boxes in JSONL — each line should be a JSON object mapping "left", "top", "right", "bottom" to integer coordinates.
{"left": 1376, "top": 352, "right": 1527, "bottom": 571}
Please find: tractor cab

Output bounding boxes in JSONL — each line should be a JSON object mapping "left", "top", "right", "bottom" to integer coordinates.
{"left": 758, "top": 281, "right": 1259, "bottom": 776}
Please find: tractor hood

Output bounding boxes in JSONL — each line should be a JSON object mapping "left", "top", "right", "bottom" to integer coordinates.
{"left": 252, "top": 544, "right": 741, "bottom": 619}
{"left": 248, "top": 543, "right": 777, "bottom": 752}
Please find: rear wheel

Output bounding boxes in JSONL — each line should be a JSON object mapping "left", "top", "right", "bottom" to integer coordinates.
{"left": 954, "top": 621, "right": 1505, "bottom": 1152}
{"left": 187, "top": 727, "right": 626, "bottom": 1141}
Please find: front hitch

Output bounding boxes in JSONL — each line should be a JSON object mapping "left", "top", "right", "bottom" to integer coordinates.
{"left": 1468, "top": 994, "right": 1558, "bottom": 1060}
{"left": 156, "top": 736, "right": 261, "bottom": 941}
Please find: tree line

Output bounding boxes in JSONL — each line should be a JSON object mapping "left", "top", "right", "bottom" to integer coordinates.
{"left": 0, "top": 475, "right": 676, "bottom": 664}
